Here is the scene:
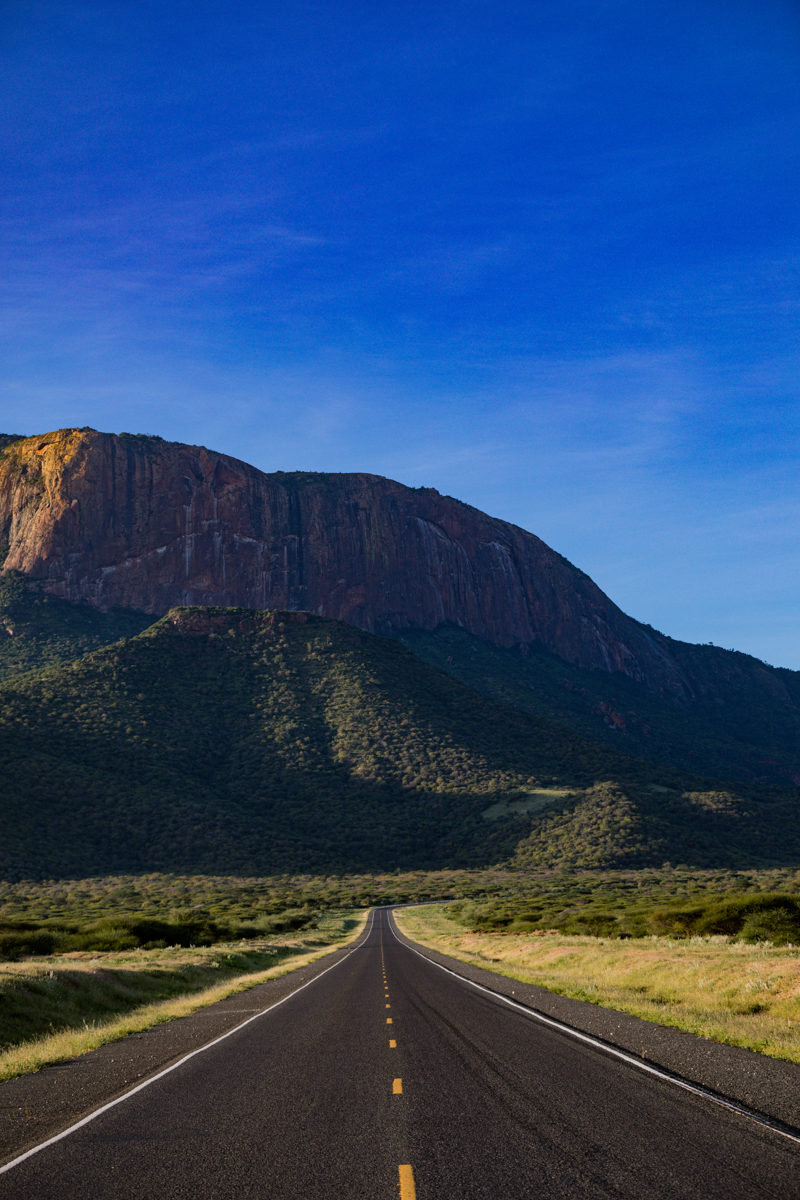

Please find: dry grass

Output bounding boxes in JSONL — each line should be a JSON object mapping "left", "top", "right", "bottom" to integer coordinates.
{"left": 481, "top": 788, "right": 573, "bottom": 820}
{"left": 0, "top": 910, "right": 368, "bottom": 1081}
{"left": 395, "top": 905, "right": 800, "bottom": 1062}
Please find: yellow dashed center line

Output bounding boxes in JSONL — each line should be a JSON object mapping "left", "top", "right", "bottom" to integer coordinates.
{"left": 399, "top": 1165, "right": 416, "bottom": 1200}
{"left": 381, "top": 929, "right": 414, "bottom": 1194}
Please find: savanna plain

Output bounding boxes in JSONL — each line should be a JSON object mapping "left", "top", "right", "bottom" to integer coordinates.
{"left": 3, "top": 866, "right": 800, "bottom": 1082}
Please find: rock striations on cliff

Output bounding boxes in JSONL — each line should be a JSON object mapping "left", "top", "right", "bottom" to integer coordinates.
{"left": 0, "top": 427, "right": 687, "bottom": 695}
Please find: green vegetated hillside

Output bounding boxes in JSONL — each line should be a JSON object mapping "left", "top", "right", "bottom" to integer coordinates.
{"left": 1, "top": 604, "right": 799, "bottom": 881}
{"left": 400, "top": 625, "right": 800, "bottom": 788}
{"left": 3, "top": 564, "right": 797, "bottom": 792}
{"left": 0, "top": 571, "right": 153, "bottom": 682}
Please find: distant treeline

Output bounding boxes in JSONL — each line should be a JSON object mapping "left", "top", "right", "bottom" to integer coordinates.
{"left": 0, "top": 906, "right": 320, "bottom": 959}
{"left": 449, "top": 890, "right": 800, "bottom": 945}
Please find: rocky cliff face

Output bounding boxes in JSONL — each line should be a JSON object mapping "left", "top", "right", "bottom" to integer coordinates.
{"left": 0, "top": 427, "right": 690, "bottom": 695}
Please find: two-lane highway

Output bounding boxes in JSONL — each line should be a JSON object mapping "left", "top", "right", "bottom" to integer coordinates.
{"left": 2, "top": 908, "right": 798, "bottom": 1198}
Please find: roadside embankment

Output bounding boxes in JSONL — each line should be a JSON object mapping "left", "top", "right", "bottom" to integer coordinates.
{"left": 0, "top": 910, "right": 367, "bottom": 1082}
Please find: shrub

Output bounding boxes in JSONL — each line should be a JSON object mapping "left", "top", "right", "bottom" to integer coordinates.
{"left": 0, "top": 930, "right": 57, "bottom": 958}
{"left": 739, "top": 905, "right": 800, "bottom": 946}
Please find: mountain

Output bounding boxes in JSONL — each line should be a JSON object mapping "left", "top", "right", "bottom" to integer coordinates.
{"left": 0, "top": 428, "right": 687, "bottom": 693}
{"left": 2, "top": 568, "right": 795, "bottom": 791}
{"left": 1, "top": 605, "right": 798, "bottom": 881}
{"left": 401, "top": 627, "right": 800, "bottom": 788}
{"left": 1, "top": 427, "right": 798, "bottom": 790}
{"left": 0, "top": 569, "right": 152, "bottom": 682}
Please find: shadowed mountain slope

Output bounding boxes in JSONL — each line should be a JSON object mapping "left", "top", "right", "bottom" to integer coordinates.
{"left": 401, "top": 626, "right": 800, "bottom": 789}
{"left": 2, "top": 570, "right": 797, "bottom": 789}
{"left": 1, "top": 606, "right": 798, "bottom": 881}
{"left": 0, "top": 570, "right": 152, "bottom": 682}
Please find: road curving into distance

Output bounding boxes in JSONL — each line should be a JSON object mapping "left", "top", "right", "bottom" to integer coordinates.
{"left": 1, "top": 907, "right": 799, "bottom": 1198}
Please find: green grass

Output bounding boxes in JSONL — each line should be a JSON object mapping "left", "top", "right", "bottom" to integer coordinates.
{"left": 1, "top": 948, "right": 280, "bottom": 1051}
{"left": 0, "top": 909, "right": 369, "bottom": 1080}
{"left": 0, "top": 909, "right": 361, "bottom": 1052}
{"left": 481, "top": 789, "right": 573, "bottom": 820}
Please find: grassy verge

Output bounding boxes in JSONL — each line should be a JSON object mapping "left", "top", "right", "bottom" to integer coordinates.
{"left": 395, "top": 905, "right": 800, "bottom": 1063}
{"left": 0, "top": 909, "right": 367, "bottom": 1081}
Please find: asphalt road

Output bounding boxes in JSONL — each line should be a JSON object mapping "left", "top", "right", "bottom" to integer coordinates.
{"left": 2, "top": 908, "right": 799, "bottom": 1199}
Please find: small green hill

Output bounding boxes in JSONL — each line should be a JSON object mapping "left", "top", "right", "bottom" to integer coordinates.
{"left": 1, "top": 605, "right": 798, "bottom": 880}
{"left": 0, "top": 571, "right": 153, "bottom": 682}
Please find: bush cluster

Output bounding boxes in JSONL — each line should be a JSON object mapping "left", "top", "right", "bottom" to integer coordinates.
{"left": 0, "top": 904, "right": 319, "bottom": 960}
{"left": 448, "top": 888, "right": 800, "bottom": 946}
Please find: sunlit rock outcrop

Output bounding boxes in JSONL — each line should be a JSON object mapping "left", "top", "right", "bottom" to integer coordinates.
{"left": 0, "top": 427, "right": 689, "bottom": 694}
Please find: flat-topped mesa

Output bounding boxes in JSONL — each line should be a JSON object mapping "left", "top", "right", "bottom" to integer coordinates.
{"left": 0, "top": 427, "right": 689, "bottom": 695}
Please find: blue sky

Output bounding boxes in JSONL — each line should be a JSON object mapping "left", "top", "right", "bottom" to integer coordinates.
{"left": 1, "top": 1, "right": 798, "bottom": 665}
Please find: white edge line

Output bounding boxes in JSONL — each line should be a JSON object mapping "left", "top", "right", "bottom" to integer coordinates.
{"left": 0, "top": 909, "right": 377, "bottom": 1176}
{"left": 388, "top": 912, "right": 800, "bottom": 1149}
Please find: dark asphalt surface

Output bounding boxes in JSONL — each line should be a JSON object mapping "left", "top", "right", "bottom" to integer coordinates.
{"left": 392, "top": 920, "right": 800, "bottom": 1133}
{"left": 2, "top": 908, "right": 799, "bottom": 1198}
